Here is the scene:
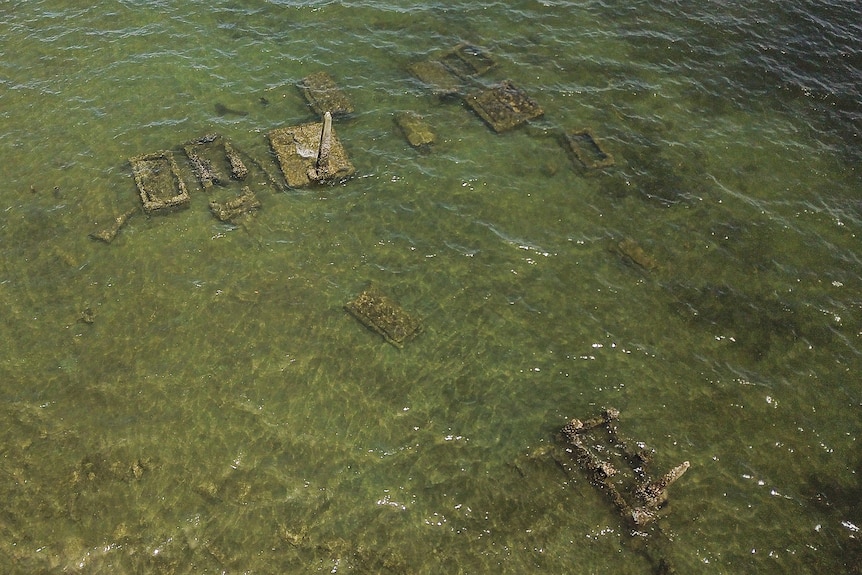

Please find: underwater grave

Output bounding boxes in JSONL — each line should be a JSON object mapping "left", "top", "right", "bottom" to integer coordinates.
{"left": 561, "top": 407, "right": 690, "bottom": 527}
{"left": 565, "top": 128, "right": 615, "bottom": 169}
{"left": 464, "top": 80, "right": 544, "bottom": 133}
{"left": 394, "top": 110, "right": 436, "bottom": 149}
{"left": 130, "top": 151, "right": 191, "bottom": 215}
{"left": 267, "top": 111, "right": 355, "bottom": 188}
{"left": 344, "top": 285, "right": 422, "bottom": 348}
{"left": 300, "top": 71, "right": 355, "bottom": 117}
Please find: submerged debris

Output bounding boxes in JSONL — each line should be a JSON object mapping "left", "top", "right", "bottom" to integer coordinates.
{"left": 345, "top": 285, "right": 422, "bottom": 348}
{"left": 465, "top": 80, "right": 544, "bottom": 132}
{"left": 561, "top": 407, "right": 689, "bottom": 526}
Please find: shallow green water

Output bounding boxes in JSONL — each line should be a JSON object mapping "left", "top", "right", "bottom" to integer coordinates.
{"left": 1, "top": 1, "right": 860, "bottom": 573}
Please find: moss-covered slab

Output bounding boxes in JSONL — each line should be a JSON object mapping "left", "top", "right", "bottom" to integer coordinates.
{"left": 440, "top": 42, "right": 495, "bottom": 79}
{"left": 408, "top": 60, "right": 461, "bottom": 97}
{"left": 565, "top": 128, "right": 615, "bottom": 169}
{"left": 267, "top": 119, "right": 355, "bottom": 188}
{"left": 395, "top": 111, "right": 435, "bottom": 148}
{"left": 300, "top": 71, "right": 354, "bottom": 117}
{"left": 130, "top": 151, "right": 191, "bottom": 215}
{"left": 345, "top": 285, "right": 422, "bottom": 348}
{"left": 465, "top": 80, "right": 544, "bottom": 133}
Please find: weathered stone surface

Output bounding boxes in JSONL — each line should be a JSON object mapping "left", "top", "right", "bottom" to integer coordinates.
{"left": 300, "top": 71, "right": 354, "bottom": 116}
{"left": 395, "top": 111, "right": 435, "bottom": 148}
{"left": 345, "top": 285, "right": 422, "bottom": 348}
{"left": 267, "top": 119, "right": 355, "bottom": 188}
{"left": 565, "top": 128, "right": 615, "bottom": 169}
{"left": 465, "top": 80, "right": 544, "bottom": 132}
{"left": 130, "top": 151, "right": 191, "bottom": 215}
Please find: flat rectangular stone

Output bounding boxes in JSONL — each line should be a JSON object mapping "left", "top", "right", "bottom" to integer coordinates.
{"left": 395, "top": 111, "right": 435, "bottom": 148}
{"left": 267, "top": 121, "right": 355, "bottom": 188}
{"left": 345, "top": 286, "right": 421, "bottom": 348}
{"left": 565, "top": 128, "right": 615, "bottom": 169}
{"left": 300, "top": 71, "right": 354, "bottom": 116}
{"left": 464, "top": 80, "right": 544, "bottom": 132}
{"left": 130, "top": 151, "right": 190, "bottom": 214}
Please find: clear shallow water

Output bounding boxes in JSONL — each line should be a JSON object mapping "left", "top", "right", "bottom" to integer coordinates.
{"left": 1, "top": 1, "right": 860, "bottom": 573}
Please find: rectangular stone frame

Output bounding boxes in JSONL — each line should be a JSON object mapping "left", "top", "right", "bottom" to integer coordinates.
{"left": 130, "top": 151, "right": 190, "bottom": 215}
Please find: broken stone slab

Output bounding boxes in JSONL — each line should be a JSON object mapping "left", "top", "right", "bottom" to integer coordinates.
{"left": 464, "top": 80, "right": 544, "bottom": 133}
{"left": 345, "top": 285, "right": 422, "bottom": 348}
{"left": 440, "top": 42, "right": 495, "bottom": 79}
{"left": 267, "top": 117, "right": 355, "bottom": 188}
{"left": 561, "top": 407, "right": 689, "bottom": 526}
{"left": 565, "top": 128, "right": 615, "bottom": 169}
{"left": 300, "top": 71, "right": 354, "bottom": 117}
{"left": 408, "top": 60, "right": 461, "bottom": 97}
{"left": 209, "top": 186, "right": 261, "bottom": 223}
{"left": 130, "top": 151, "right": 191, "bottom": 215}
{"left": 88, "top": 206, "right": 139, "bottom": 243}
{"left": 395, "top": 111, "right": 435, "bottom": 148}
